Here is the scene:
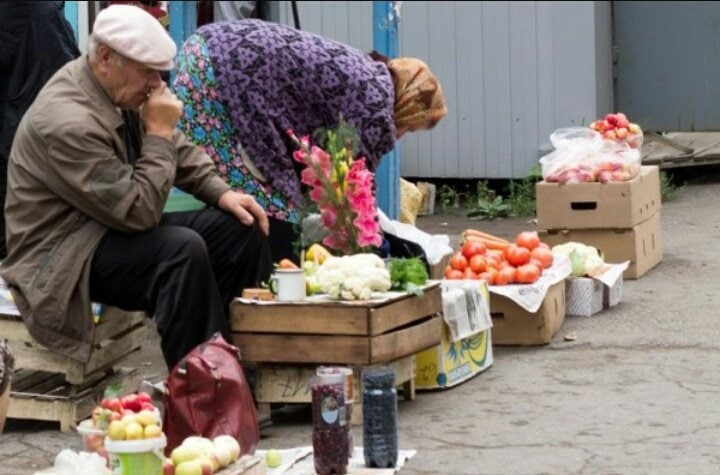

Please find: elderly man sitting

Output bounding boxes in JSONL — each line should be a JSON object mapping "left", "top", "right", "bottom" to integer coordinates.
{"left": 0, "top": 5, "right": 272, "bottom": 371}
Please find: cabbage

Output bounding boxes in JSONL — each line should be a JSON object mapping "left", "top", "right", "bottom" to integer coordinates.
{"left": 552, "top": 242, "right": 606, "bottom": 277}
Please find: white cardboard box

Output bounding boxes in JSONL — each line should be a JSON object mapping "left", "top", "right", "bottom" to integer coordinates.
{"left": 565, "top": 265, "right": 625, "bottom": 317}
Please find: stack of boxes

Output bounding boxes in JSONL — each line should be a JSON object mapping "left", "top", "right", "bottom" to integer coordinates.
{"left": 536, "top": 165, "right": 663, "bottom": 279}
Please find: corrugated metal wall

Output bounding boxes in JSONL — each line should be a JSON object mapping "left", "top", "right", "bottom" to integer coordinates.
{"left": 275, "top": 1, "right": 612, "bottom": 179}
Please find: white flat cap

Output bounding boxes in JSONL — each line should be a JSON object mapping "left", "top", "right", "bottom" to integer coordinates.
{"left": 93, "top": 4, "right": 177, "bottom": 71}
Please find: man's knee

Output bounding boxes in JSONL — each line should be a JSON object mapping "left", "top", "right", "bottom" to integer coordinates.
{"left": 160, "top": 227, "right": 209, "bottom": 263}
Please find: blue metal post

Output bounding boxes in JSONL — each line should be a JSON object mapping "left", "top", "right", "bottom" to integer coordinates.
{"left": 63, "top": 1, "right": 79, "bottom": 43}
{"left": 373, "top": 1, "right": 400, "bottom": 220}
{"left": 169, "top": 1, "right": 197, "bottom": 54}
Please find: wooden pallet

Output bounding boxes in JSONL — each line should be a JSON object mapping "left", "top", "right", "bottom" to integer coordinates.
{"left": 8, "top": 367, "right": 139, "bottom": 432}
{"left": 253, "top": 354, "right": 416, "bottom": 426}
{"left": 0, "top": 307, "right": 146, "bottom": 385}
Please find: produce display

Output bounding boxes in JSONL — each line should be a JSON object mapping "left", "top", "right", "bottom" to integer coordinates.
{"left": 166, "top": 435, "right": 241, "bottom": 475}
{"left": 589, "top": 112, "right": 643, "bottom": 149}
{"left": 540, "top": 114, "right": 642, "bottom": 184}
{"left": 445, "top": 230, "right": 553, "bottom": 285}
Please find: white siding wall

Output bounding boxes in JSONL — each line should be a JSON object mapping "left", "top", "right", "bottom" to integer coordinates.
{"left": 276, "top": 1, "right": 612, "bottom": 179}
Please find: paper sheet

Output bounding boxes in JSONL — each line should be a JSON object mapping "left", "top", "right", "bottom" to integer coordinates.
{"left": 256, "top": 447, "right": 417, "bottom": 475}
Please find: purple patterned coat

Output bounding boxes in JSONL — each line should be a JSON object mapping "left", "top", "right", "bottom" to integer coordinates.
{"left": 196, "top": 19, "right": 396, "bottom": 203}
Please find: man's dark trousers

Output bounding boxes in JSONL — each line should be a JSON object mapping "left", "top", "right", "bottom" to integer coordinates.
{"left": 89, "top": 208, "right": 271, "bottom": 370}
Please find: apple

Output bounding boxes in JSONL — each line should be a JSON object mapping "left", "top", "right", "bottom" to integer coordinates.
{"left": 144, "top": 423, "right": 162, "bottom": 439}
{"left": 103, "top": 397, "right": 123, "bottom": 414}
{"left": 121, "top": 413, "right": 137, "bottom": 425}
{"left": 136, "top": 409, "right": 158, "bottom": 427}
{"left": 202, "top": 454, "right": 220, "bottom": 472}
{"left": 121, "top": 394, "right": 141, "bottom": 412}
{"left": 137, "top": 392, "right": 153, "bottom": 405}
{"left": 163, "top": 459, "right": 176, "bottom": 475}
{"left": 183, "top": 436, "right": 215, "bottom": 455}
{"left": 211, "top": 445, "right": 232, "bottom": 468}
{"left": 604, "top": 130, "right": 617, "bottom": 140}
{"left": 172, "top": 445, "right": 202, "bottom": 467}
{"left": 107, "top": 420, "right": 126, "bottom": 441}
{"left": 175, "top": 460, "right": 204, "bottom": 475}
{"left": 213, "top": 435, "right": 240, "bottom": 461}
{"left": 124, "top": 421, "right": 144, "bottom": 440}
{"left": 266, "top": 449, "right": 282, "bottom": 468}
{"left": 141, "top": 401, "right": 156, "bottom": 412}
{"left": 615, "top": 127, "right": 628, "bottom": 139}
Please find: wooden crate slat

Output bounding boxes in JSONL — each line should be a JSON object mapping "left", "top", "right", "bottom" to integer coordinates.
{"left": 234, "top": 333, "right": 370, "bottom": 365}
{"left": 8, "top": 321, "right": 144, "bottom": 385}
{"left": 370, "top": 315, "right": 442, "bottom": 364}
{"left": 8, "top": 367, "right": 139, "bottom": 432}
{"left": 94, "top": 311, "right": 145, "bottom": 342}
{"left": 82, "top": 325, "right": 145, "bottom": 376}
{"left": 10, "top": 370, "right": 60, "bottom": 393}
{"left": 231, "top": 304, "right": 369, "bottom": 335}
{"left": 369, "top": 285, "right": 442, "bottom": 335}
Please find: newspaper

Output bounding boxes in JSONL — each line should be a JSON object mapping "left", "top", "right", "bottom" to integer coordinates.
{"left": 594, "top": 261, "right": 629, "bottom": 287}
{"left": 440, "top": 280, "right": 492, "bottom": 342}
{"left": 487, "top": 255, "right": 572, "bottom": 313}
{"left": 256, "top": 447, "right": 417, "bottom": 475}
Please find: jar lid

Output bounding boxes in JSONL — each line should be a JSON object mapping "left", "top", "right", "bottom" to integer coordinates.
{"left": 362, "top": 367, "right": 395, "bottom": 389}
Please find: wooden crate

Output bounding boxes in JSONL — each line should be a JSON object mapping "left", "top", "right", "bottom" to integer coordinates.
{"left": 230, "top": 284, "right": 443, "bottom": 365}
{"left": 253, "top": 354, "right": 416, "bottom": 425}
{"left": 0, "top": 307, "right": 146, "bottom": 385}
{"left": 8, "top": 367, "right": 139, "bottom": 432}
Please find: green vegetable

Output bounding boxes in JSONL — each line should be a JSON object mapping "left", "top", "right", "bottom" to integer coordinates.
{"left": 388, "top": 258, "right": 428, "bottom": 295}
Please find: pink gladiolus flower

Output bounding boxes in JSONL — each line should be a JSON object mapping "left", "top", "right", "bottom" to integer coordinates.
{"left": 287, "top": 121, "right": 383, "bottom": 254}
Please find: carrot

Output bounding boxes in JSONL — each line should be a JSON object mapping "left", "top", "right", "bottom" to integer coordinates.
{"left": 463, "top": 229, "right": 511, "bottom": 244}
{"left": 463, "top": 235, "right": 510, "bottom": 251}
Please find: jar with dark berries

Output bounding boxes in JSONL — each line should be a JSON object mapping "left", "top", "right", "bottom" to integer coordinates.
{"left": 362, "top": 367, "right": 398, "bottom": 468}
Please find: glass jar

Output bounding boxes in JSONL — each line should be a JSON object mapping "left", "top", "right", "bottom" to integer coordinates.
{"left": 362, "top": 367, "right": 398, "bottom": 468}
{"left": 311, "top": 374, "right": 349, "bottom": 474}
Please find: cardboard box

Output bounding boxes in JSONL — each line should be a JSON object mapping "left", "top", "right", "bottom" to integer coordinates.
{"left": 414, "top": 326, "right": 493, "bottom": 389}
{"left": 565, "top": 275, "right": 623, "bottom": 317}
{"left": 230, "top": 284, "right": 443, "bottom": 365}
{"left": 536, "top": 166, "right": 661, "bottom": 230}
{"left": 539, "top": 211, "right": 662, "bottom": 279}
{"left": 490, "top": 281, "right": 566, "bottom": 345}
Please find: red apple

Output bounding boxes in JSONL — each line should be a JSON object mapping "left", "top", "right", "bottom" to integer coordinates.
{"left": 605, "top": 113, "right": 617, "bottom": 125}
{"left": 121, "top": 394, "right": 141, "bottom": 412}
{"left": 137, "top": 392, "right": 153, "bottom": 405}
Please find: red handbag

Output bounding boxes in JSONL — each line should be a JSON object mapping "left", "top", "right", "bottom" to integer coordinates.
{"left": 162, "top": 333, "right": 259, "bottom": 455}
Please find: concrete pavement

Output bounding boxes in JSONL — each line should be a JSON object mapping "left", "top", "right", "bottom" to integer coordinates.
{"left": 2, "top": 171, "right": 719, "bottom": 474}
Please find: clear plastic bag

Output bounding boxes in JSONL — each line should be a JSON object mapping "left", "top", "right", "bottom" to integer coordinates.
{"left": 540, "top": 127, "right": 641, "bottom": 183}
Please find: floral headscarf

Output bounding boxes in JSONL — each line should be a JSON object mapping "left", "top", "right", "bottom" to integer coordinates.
{"left": 388, "top": 58, "right": 448, "bottom": 137}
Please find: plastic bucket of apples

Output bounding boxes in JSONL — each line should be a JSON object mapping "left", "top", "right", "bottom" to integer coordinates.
{"left": 104, "top": 435, "right": 167, "bottom": 475}
{"left": 103, "top": 407, "right": 166, "bottom": 474}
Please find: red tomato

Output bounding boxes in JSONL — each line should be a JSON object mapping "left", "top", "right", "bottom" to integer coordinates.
{"left": 461, "top": 241, "right": 487, "bottom": 260}
{"left": 505, "top": 244, "right": 531, "bottom": 267}
{"left": 515, "top": 231, "right": 540, "bottom": 250}
{"left": 449, "top": 252, "right": 468, "bottom": 271}
{"left": 485, "top": 256, "right": 500, "bottom": 270}
{"left": 463, "top": 268, "right": 479, "bottom": 280}
{"left": 444, "top": 266, "right": 464, "bottom": 279}
{"left": 484, "top": 267, "right": 498, "bottom": 285}
{"left": 469, "top": 255, "right": 487, "bottom": 274}
{"left": 531, "top": 247, "right": 554, "bottom": 269}
{"left": 515, "top": 263, "right": 541, "bottom": 284}
{"left": 495, "top": 266, "right": 516, "bottom": 285}
{"left": 486, "top": 249, "right": 506, "bottom": 262}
